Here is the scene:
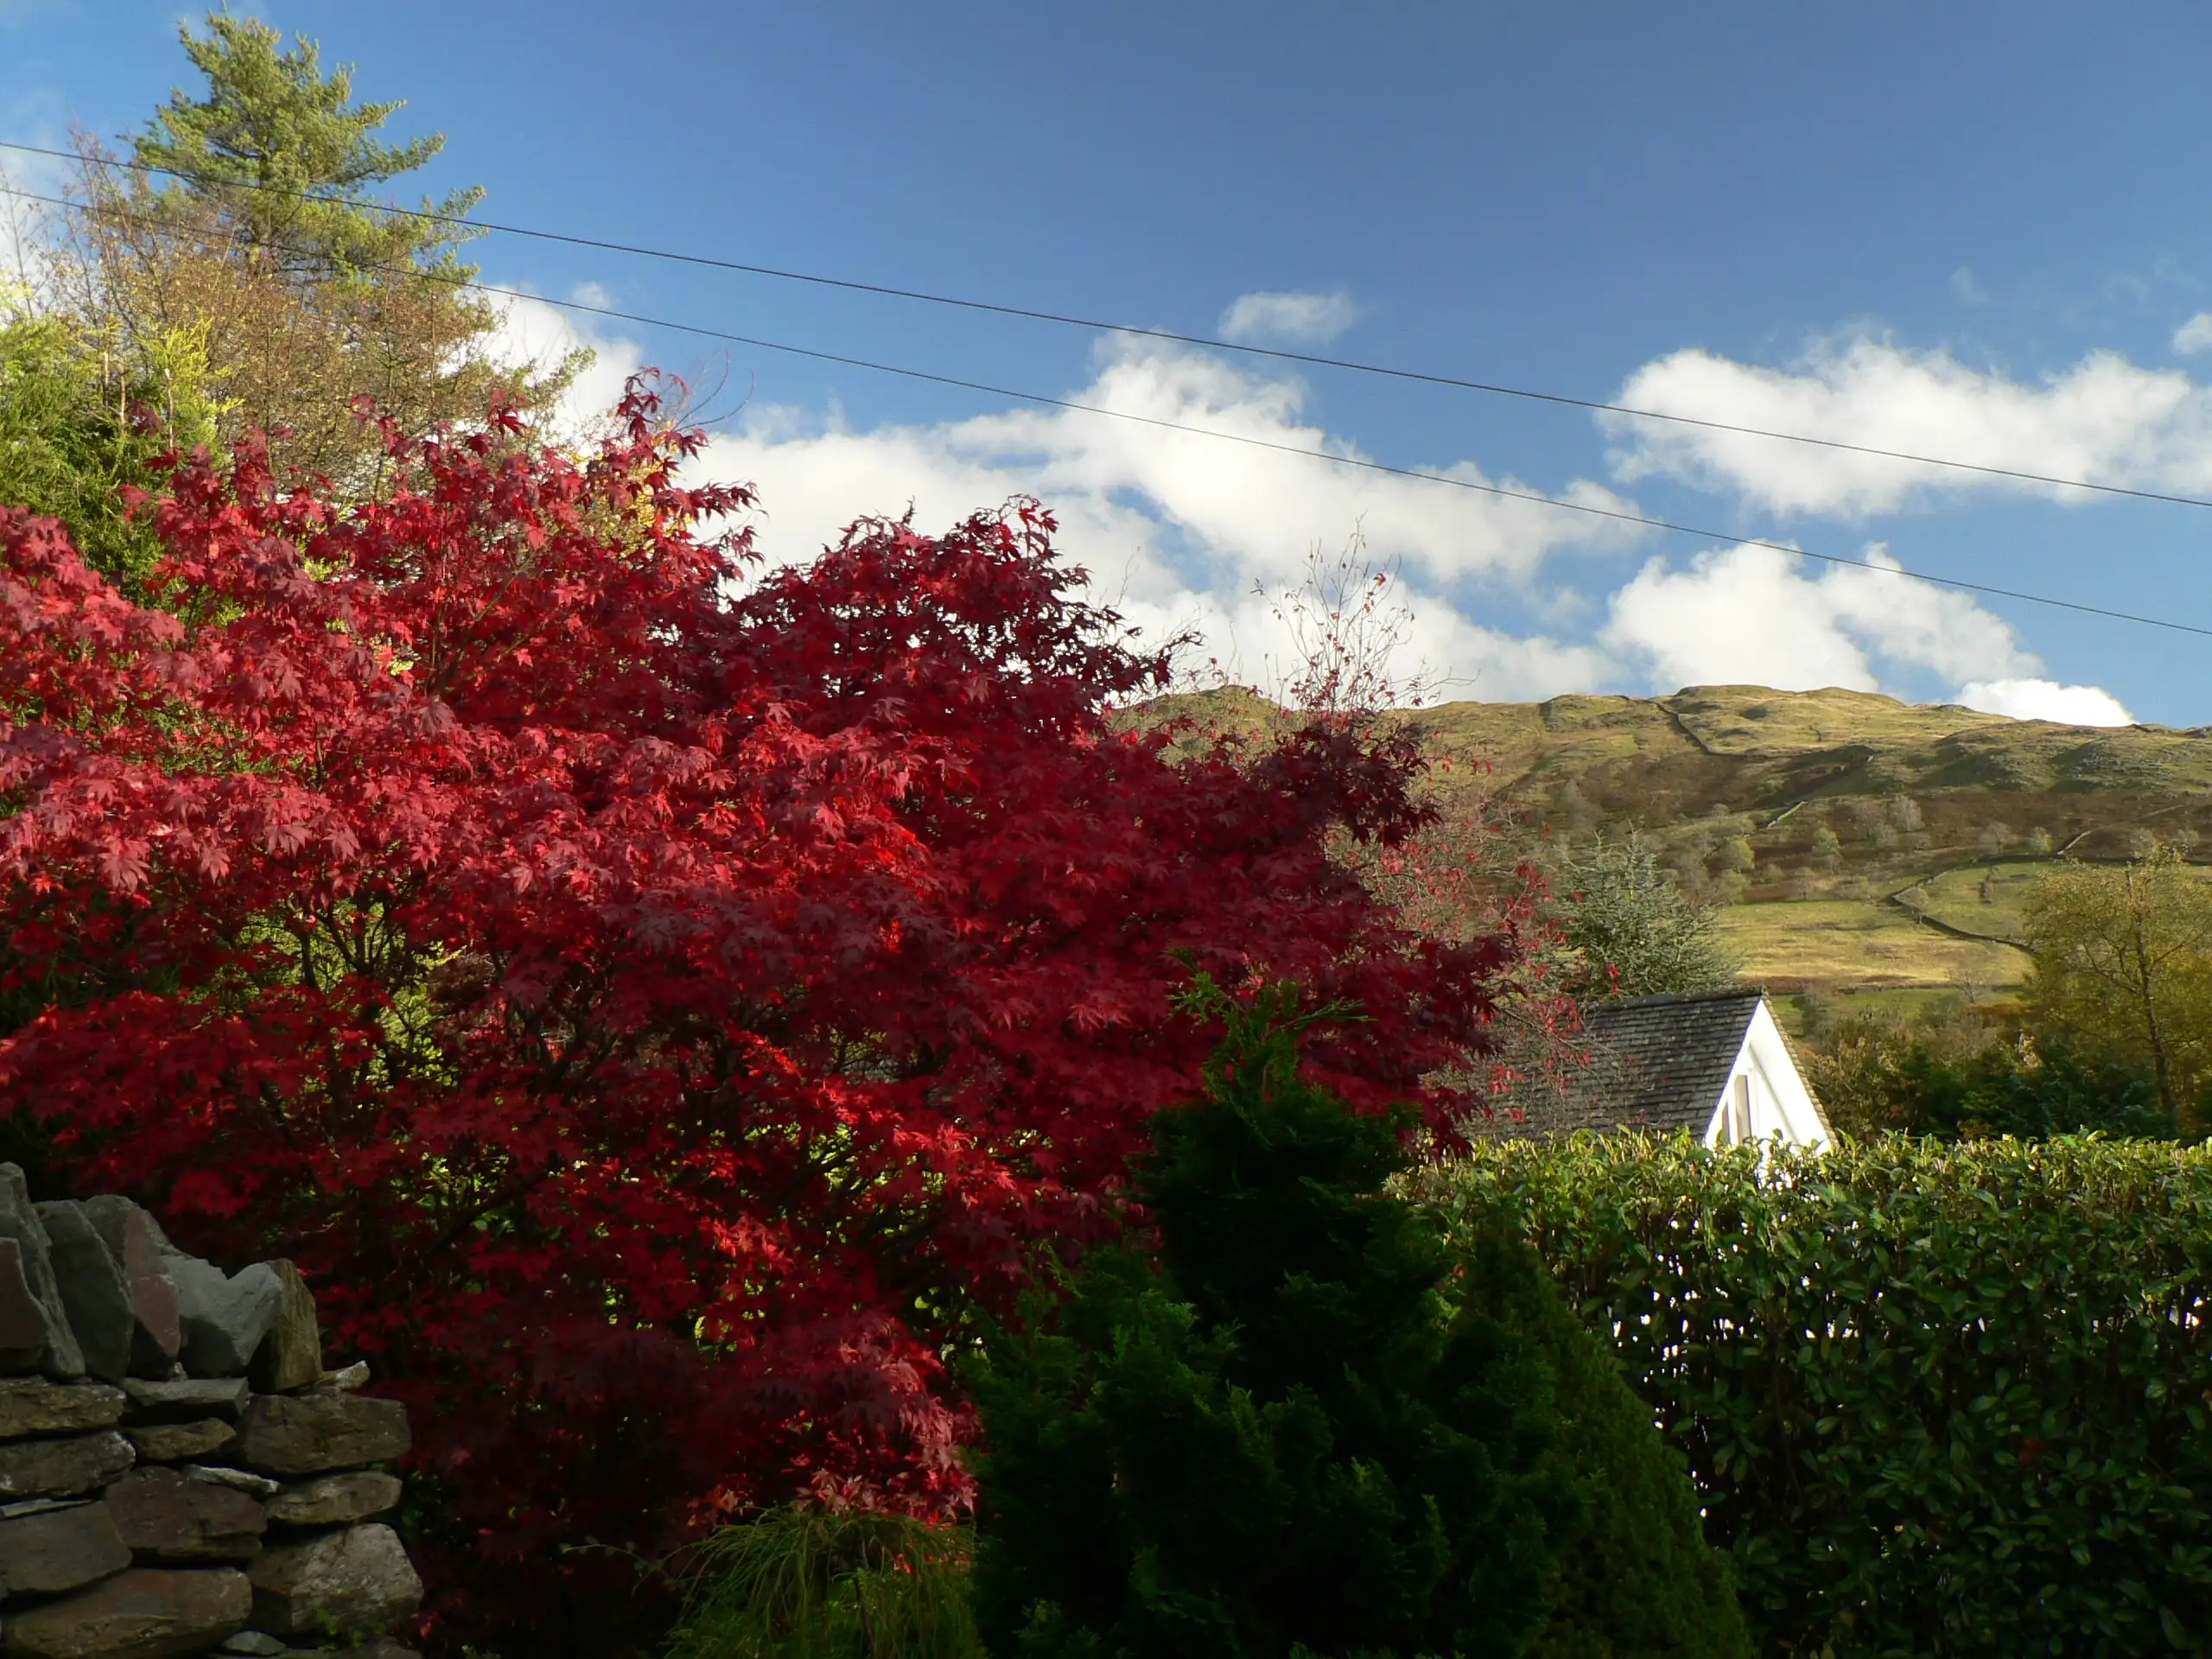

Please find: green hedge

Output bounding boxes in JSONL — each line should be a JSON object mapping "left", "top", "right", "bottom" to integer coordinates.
{"left": 1407, "top": 1135, "right": 2212, "bottom": 1658}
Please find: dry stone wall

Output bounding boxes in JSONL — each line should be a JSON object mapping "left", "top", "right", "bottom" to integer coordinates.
{"left": 0, "top": 1166, "right": 420, "bottom": 1659}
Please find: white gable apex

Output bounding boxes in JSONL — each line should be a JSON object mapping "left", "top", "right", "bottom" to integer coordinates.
{"left": 1698, "top": 997, "right": 1831, "bottom": 1150}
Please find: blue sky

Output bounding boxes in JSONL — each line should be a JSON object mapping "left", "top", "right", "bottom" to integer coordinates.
{"left": 6, "top": 1, "right": 2212, "bottom": 723}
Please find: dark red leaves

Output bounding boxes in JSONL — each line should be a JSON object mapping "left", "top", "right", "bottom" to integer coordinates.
{"left": 0, "top": 385, "right": 1503, "bottom": 1654}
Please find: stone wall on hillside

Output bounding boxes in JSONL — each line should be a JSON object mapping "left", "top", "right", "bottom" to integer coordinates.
{"left": 0, "top": 1165, "right": 420, "bottom": 1659}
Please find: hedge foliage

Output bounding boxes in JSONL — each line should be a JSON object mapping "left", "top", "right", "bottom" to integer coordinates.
{"left": 1407, "top": 1135, "right": 2212, "bottom": 1658}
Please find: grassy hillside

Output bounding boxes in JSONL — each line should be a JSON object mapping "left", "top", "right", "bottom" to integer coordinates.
{"left": 1137, "top": 684, "right": 2212, "bottom": 1021}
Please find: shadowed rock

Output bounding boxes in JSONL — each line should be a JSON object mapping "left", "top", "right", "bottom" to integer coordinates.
{"left": 0, "top": 1378, "right": 125, "bottom": 1439}
{"left": 0, "top": 1164, "right": 84, "bottom": 1379}
{"left": 246, "top": 1522, "right": 421, "bottom": 1638}
{"left": 84, "top": 1197, "right": 184, "bottom": 1377}
{"left": 246, "top": 1262, "right": 322, "bottom": 1395}
{"left": 0, "top": 1564, "right": 252, "bottom": 1658}
{"left": 234, "top": 1394, "right": 408, "bottom": 1478}
{"left": 0, "top": 1429, "right": 134, "bottom": 1500}
{"left": 106, "top": 1466, "right": 267, "bottom": 1562}
{"left": 0, "top": 1497, "right": 132, "bottom": 1597}
{"left": 165, "top": 1257, "right": 284, "bottom": 1379}
{"left": 38, "top": 1201, "right": 136, "bottom": 1382}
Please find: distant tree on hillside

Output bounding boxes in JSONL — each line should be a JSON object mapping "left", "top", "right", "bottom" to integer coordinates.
{"left": 1810, "top": 823, "right": 1845, "bottom": 872}
{"left": 2024, "top": 847, "right": 2212, "bottom": 1131}
{"left": 1803, "top": 1010, "right": 2172, "bottom": 1142}
{"left": 1554, "top": 834, "right": 1739, "bottom": 1001}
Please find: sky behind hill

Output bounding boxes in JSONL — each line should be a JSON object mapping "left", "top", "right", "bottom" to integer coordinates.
{"left": 6, "top": 2, "right": 2212, "bottom": 723}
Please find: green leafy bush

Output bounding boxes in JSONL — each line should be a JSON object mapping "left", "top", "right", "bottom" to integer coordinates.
{"left": 662, "top": 1507, "right": 978, "bottom": 1659}
{"left": 1804, "top": 1007, "right": 2175, "bottom": 1141}
{"left": 1408, "top": 1135, "right": 2212, "bottom": 1657}
{"left": 967, "top": 986, "right": 1578, "bottom": 1659}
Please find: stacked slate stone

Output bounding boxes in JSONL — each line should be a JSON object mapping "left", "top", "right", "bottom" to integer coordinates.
{"left": 0, "top": 1166, "right": 421, "bottom": 1659}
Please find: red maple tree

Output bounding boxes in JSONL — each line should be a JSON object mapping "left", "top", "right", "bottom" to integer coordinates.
{"left": 0, "top": 384, "right": 1513, "bottom": 1652}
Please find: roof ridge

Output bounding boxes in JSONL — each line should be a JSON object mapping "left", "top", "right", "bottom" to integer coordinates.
{"left": 1585, "top": 987, "right": 1766, "bottom": 1012}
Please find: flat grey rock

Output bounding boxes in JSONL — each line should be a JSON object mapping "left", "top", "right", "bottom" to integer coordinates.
{"left": 0, "top": 1164, "right": 84, "bottom": 1380}
{"left": 106, "top": 1465, "right": 267, "bottom": 1562}
{"left": 83, "top": 1198, "right": 183, "bottom": 1377}
{"left": 266, "top": 1471, "right": 401, "bottom": 1529}
{"left": 0, "top": 1235, "right": 48, "bottom": 1353}
{"left": 308, "top": 1361, "right": 370, "bottom": 1395}
{"left": 0, "top": 1497, "right": 132, "bottom": 1597}
{"left": 1, "top": 1495, "right": 91, "bottom": 1518}
{"left": 0, "top": 1428, "right": 134, "bottom": 1500}
{"left": 0, "top": 1564, "right": 252, "bottom": 1658}
{"left": 182, "top": 1463, "right": 280, "bottom": 1497}
{"left": 0, "top": 1377, "right": 126, "bottom": 1439}
{"left": 37, "top": 1201, "right": 135, "bottom": 1382}
{"left": 167, "top": 1257, "right": 283, "bottom": 1379}
{"left": 127, "top": 1417, "right": 239, "bottom": 1463}
{"left": 123, "top": 1376, "right": 251, "bottom": 1422}
{"left": 247, "top": 1262, "right": 322, "bottom": 1395}
{"left": 219, "top": 1634, "right": 288, "bottom": 1656}
{"left": 247, "top": 1523, "right": 422, "bottom": 1638}
{"left": 234, "top": 1394, "right": 408, "bottom": 1478}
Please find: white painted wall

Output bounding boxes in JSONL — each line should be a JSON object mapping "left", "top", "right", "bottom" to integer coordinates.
{"left": 1700, "top": 998, "right": 1832, "bottom": 1150}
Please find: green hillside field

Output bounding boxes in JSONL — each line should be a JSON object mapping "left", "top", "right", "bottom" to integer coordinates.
{"left": 1136, "top": 683, "right": 2212, "bottom": 1029}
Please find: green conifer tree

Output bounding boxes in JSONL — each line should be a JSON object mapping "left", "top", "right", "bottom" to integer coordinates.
{"left": 1455, "top": 1220, "right": 1751, "bottom": 1659}
{"left": 53, "top": 13, "right": 580, "bottom": 493}
{"left": 1554, "top": 835, "right": 1739, "bottom": 1001}
{"left": 968, "top": 984, "right": 1576, "bottom": 1659}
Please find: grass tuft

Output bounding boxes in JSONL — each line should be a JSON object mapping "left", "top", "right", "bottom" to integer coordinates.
{"left": 661, "top": 1506, "right": 979, "bottom": 1659}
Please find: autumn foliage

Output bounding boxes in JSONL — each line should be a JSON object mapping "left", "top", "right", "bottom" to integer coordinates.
{"left": 0, "top": 386, "right": 1510, "bottom": 1651}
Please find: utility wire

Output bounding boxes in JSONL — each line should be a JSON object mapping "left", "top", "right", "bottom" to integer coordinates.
{"left": 5, "top": 137, "right": 2209, "bottom": 513}
{"left": 3, "top": 181, "right": 2209, "bottom": 642}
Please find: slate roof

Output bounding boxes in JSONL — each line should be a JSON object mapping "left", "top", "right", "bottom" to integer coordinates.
{"left": 1571, "top": 989, "right": 1769, "bottom": 1134}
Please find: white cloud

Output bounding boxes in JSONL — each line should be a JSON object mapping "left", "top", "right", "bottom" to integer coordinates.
{"left": 481, "top": 286, "right": 646, "bottom": 441}
{"left": 1598, "top": 541, "right": 2128, "bottom": 723}
{"left": 479, "top": 302, "right": 2139, "bottom": 720}
{"left": 1950, "top": 267, "right": 1989, "bottom": 306}
{"left": 1605, "top": 334, "right": 2212, "bottom": 517}
{"left": 1217, "top": 289, "right": 1363, "bottom": 346}
{"left": 1957, "top": 677, "right": 2135, "bottom": 727}
{"left": 2174, "top": 312, "right": 2212, "bottom": 355}
{"left": 692, "top": 335, "right": 1639, "bottom": 700}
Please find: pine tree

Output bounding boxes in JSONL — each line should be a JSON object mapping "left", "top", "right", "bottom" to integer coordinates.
{"left": 49, "top": 13, "right": 580, "bottom": 492}
{"left": 969, "top": 984, "right": 1576, "bottom": 1659}
{"left": 1554, "top": 835, "right": 1739, "bottom": 1000}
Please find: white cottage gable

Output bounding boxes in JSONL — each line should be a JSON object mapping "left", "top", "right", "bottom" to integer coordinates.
{"left": 1698, "top": 995, "right": 1831, "bottom": 1151}
{"left": 1499, "top": 988, "right": 1833, "bottom": 1148}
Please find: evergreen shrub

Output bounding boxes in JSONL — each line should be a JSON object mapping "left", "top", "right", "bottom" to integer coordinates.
{"left": 1458, "top": 1218, "right": 1749, "bottom": 1659}
{"left": 969, "top": 995, "right": 1743, "bottom": 1654}
{"left": 1408, "top": 1135, "right": 2212, "bottom": 1657}
{"left": 967, "top": 986, "right": 1579, "bottom": 1659}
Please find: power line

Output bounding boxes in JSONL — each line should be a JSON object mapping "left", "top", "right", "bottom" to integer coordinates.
{"left": 4, "top": 137, "right": 2209, "bottom": 514}
{"left": 3, "top": 181, "right": 2209, "bottom": 644}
